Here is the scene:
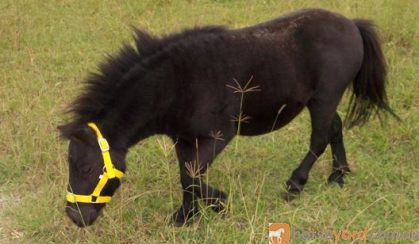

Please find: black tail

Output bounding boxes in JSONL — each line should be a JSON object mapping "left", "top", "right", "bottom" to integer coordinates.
{"left": 345, "top": 19, "right": 399, "bottom": 128}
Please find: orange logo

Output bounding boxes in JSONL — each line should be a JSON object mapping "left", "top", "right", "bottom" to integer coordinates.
{"left": 269, "top": 223, "right": 290, "bottom": 244}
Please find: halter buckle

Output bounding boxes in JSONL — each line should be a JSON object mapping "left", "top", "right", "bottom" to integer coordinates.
{"left": 98, "top": 138, "right": 110, "bottom": 152}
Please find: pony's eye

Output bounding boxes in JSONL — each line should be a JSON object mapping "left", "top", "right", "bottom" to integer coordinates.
{"left": 79, "top": 166, "right": 93, "bottom": 175}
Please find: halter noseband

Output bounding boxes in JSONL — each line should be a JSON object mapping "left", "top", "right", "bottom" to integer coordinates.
{"left": 66, "top": 122, "right": 124, "bottom": 204}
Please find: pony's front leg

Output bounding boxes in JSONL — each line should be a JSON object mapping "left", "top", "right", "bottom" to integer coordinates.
{"left": 172, "top": 135, "right": 232, "bottom": 225}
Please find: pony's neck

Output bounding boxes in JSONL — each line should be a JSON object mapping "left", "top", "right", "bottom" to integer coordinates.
{"left": 97, "top": 60, "right": 176, "bottom": 149}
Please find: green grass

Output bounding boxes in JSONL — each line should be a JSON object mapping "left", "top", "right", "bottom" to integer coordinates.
{"left": 0, "top": 0, "right": 418, "bottom": 243}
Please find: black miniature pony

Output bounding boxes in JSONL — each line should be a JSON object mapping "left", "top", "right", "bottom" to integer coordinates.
{"left": 59, "top": 8, "right": 398, "bottom": 227}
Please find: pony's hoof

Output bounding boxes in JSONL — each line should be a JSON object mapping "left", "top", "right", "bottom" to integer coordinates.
{"left": 210, "top": 199, "right": 227, "bottom": 213}
{"left": 327, "top": 171, "right": 346, "bottom": 187}
{"left": 282, "top": 191, "right": 298, "bottom": 202}
{"left": 171, "top": 206, "right": 199, "bottom": 226}
{"left": 208, "top": 191, "right": 228, "bottom": 213}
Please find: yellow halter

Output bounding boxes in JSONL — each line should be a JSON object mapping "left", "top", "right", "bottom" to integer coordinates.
{"left": 66, "top": 122, "right": 124, "bottom": 204}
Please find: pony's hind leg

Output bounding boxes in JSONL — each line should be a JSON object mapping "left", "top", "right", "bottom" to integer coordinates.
{"left": 327, "top": 113, "right": 350, "bottom": 186}
{"left": 172, "top": 135, "right": 232, "bottom": 225}
{"left": 283, "top": 99, "right": 339, "bottom": 201}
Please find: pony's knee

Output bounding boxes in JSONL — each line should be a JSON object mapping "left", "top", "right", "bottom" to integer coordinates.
{"left": 310, "top": 141, "right": 328, "bottom": 156}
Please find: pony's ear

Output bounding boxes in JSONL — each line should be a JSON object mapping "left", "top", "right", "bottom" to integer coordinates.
{"left": 57, "top": 122, "right": 91, "bottom": 142}
{"left": 57, "top": 123, "right": 75, "bottom": 139}
{"left": 131, "top": 26, "right": 159, "bottom": 55}
{"left": 71, "top": 127, "right": 95, "bottom": 143}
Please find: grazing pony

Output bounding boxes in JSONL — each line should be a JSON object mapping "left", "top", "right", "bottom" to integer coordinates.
{"left": 59, "top": 8, "right": 398, "bottom": 227}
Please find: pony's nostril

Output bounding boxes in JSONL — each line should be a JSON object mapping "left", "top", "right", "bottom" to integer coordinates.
{"left": 66, "top": 208, "right": 83, "bottom": 226}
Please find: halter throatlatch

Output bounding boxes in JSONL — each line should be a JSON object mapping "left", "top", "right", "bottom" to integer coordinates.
{"left": 66, "top": 122, "right": 124, "bottom": 204}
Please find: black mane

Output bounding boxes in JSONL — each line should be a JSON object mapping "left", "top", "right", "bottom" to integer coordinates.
{"left": 60, "top": 26, "right": 227, "bottom": 138}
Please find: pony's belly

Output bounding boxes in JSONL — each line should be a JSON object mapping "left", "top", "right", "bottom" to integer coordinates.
{"left": 238, "top": 104, "right": 305, "bottom": 136}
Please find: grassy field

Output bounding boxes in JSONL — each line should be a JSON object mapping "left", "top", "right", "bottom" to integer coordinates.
{"left": 0, "top": 0, "right": 418, "bottom": 243}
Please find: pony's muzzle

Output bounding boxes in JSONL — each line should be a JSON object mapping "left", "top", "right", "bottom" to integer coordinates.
{"left": 65, "top": 202, "right": 104, "bottom": 227}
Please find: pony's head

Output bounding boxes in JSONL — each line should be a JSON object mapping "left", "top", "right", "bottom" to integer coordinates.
{"left": 58, "top": 122, "right": 127, "bottom": 227}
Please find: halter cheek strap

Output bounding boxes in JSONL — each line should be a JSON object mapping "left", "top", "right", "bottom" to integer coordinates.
{"left": 66, "top": 122, "right": 124, "bottom": 204}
